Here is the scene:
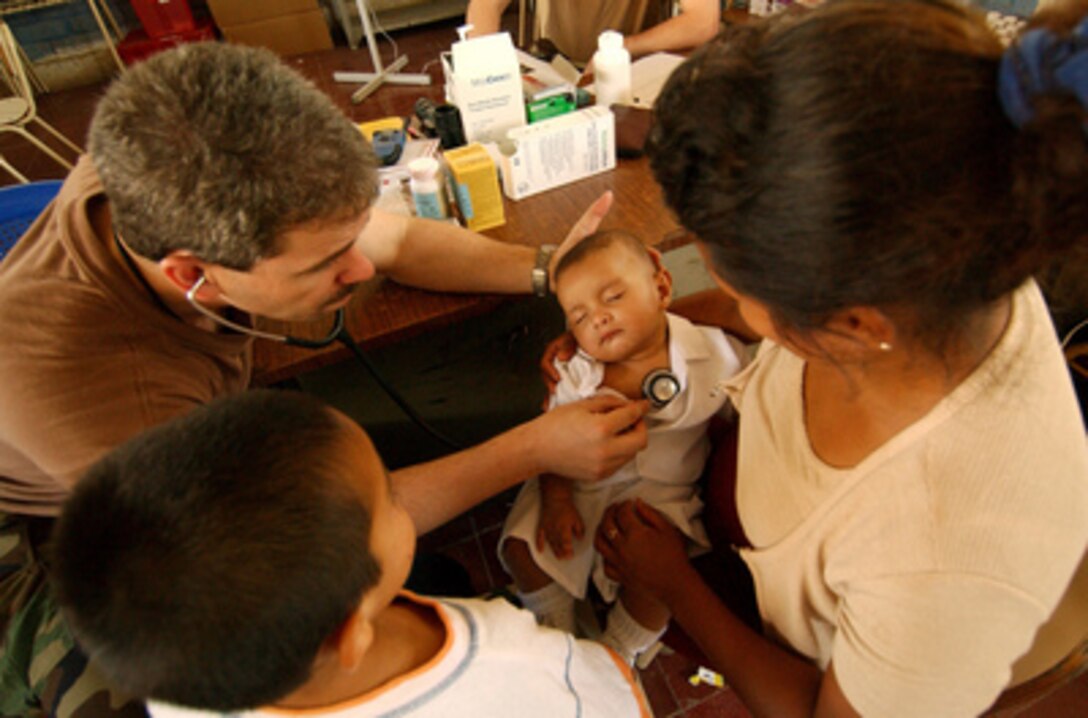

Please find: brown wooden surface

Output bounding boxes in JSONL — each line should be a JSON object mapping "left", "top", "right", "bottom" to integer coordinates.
{"left": 252, "top": 73, "right": 686, "bottom": 385}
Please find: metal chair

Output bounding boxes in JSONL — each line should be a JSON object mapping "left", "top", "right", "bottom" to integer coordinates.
{"left": 0, "top": 152, "right": 28, "bottom": 184}
{"left": 0, "top": 178, "right": 61, "bottom": 260}
{"left": 0, "top": 19, "right": 83, "bottom": 177}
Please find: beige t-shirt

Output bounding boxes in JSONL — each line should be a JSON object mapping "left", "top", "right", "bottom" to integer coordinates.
{"left": 534, "top": 0, "right": 663, "bottom": 64}
{"left": 724, "top": 281, "right": 1088, "bottom": 717}
{"left": 0, "top": 156, "right": 252, "bottom": 516}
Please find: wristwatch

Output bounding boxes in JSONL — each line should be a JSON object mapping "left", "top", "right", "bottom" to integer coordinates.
{"left": 532, "top": 244, "right": 558, "bottom": 297}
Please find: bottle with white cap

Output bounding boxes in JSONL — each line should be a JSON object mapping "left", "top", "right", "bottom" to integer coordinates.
{"left": 408, "top": 156, "right": 449, "bottom": 220}
{"left": 592, "top": 30, "right": 632, "bottom": 108}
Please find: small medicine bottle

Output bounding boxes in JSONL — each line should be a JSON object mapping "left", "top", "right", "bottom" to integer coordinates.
{"left": 408, "top": 157, "right": 449, "bottom": 220}
{"left": 592, "top": 30, "right": 632, "bottom": 108}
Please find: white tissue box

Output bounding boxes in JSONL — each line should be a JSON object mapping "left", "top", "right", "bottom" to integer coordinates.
{"left": 499, "top": 106, "right": 616, "bottom": 200}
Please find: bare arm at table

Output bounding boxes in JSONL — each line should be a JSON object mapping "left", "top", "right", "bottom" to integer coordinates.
{"left": 359, "top": 194, "right": 614, "bottom": 294}
{"left": 624, "top": 0, "right": 720, "bottom": 58}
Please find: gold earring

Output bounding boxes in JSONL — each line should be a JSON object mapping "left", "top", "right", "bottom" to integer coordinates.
{"left": 878, "top": 341, "right": 893, "bottom": 352}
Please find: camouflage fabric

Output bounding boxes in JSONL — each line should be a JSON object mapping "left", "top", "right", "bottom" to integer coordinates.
{"left": 0, "top": 511, "right": 147, "bottom": 718}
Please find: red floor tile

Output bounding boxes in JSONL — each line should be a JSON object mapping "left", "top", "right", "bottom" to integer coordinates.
{"left": 684, "top": 687, "right": 752, "bottom": 718}
{"left": 638, "top": 659, "right": 681, "bottom": 718}
{"left": 653, "top": 647, "right": 726, "bottom": 711}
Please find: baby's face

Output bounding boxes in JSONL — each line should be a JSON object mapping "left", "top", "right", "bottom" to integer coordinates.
{"left": 556, "top": 246, "right": 670, "bottom": 364}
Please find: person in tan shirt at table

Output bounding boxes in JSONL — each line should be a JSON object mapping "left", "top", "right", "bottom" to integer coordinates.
{"left": 466, "top": 0, "right": 721, "bottom": 64}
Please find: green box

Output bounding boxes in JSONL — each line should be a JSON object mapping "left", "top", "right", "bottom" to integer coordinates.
{"left": 526, "top": 93, "right": 576, "bottom": 123}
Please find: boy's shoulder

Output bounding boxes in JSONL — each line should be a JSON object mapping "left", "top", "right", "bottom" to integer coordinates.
{"left": 149, "top": 596, "right": 648, "bottom": 718}
{"left": 433, "top": 596, "right": 649, "bottom": 716}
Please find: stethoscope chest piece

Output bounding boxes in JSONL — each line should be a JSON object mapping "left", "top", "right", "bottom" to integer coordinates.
{"left": 641, "top": 368, "right": 681, "bottom": 409}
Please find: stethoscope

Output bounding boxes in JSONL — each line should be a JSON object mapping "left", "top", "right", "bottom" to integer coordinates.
{"left": 185, "top": 275, "right": 344, "bottom": 349}
{"left": 641, "top": 368, "right": 681, "bottom": 409}
{"left": 185, "top": 274, "right": 464, "bottom": 448}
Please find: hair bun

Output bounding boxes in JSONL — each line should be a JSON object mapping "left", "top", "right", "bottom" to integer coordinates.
{"left": 998, "top": 17, "right": 1088, "bottom": 129}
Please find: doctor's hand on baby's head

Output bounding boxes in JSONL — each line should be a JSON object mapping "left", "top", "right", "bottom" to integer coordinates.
{"left": 551, "top": 191, "right": 615, "bottom": 287}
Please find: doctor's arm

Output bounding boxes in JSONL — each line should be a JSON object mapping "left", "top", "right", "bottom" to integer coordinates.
{"left": 391, "top": 394, "right": 649, "bottom": 535}
{"left": 358, "top": 193, "right": 614, "bottom": 294}
{"left": 624, "top": 0, "right": 720, "bottom": 58}
{"left": 596, "top": 500, "right": 861, "bottom": 718}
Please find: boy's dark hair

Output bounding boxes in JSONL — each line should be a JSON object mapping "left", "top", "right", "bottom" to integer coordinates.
{"left": 51, "top": 390, "right": 382, "bottom": 711}
{"left": 649, "top": 0, "right": 1088, "bottom": 353}
{"left": 553, "top": 229, "right": 655, "bottom": 287}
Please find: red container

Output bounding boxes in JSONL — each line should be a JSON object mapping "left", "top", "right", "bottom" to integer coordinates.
{"left": 128, "top": 0, "right": 197, "bottom": 39}
{"left": 117, "top": 20, "right": 216, "bottom": 66}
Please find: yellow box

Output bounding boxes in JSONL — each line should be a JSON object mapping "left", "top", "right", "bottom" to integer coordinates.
{"left": 442, "top": 143, "right": 506, "bottom": 232}
{"left": 357, "top": 117, "right": 404, "bottom": 142}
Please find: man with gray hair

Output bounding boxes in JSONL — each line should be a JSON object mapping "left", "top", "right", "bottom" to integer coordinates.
{"left": 0, "top": 43, "right": 647, "bottom": 717}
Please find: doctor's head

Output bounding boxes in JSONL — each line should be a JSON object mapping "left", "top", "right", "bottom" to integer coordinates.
{"left": 89, "top": 42, "right": 378, "bottom": 321}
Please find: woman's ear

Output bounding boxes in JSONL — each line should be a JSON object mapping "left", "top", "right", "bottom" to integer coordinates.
{"left": 819, "top": 306, "right": 897, "bottom": 358}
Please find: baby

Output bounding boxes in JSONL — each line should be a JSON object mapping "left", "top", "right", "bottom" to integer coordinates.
{"left": 500, "top": 230, "right": 747, "bottom": 664}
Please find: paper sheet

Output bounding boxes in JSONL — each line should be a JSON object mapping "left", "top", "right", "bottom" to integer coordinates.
{"left": 629, "top": 52, "right": 686, "bottom": 109}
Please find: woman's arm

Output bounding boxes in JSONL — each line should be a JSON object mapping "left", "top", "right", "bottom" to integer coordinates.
{"left": 596, "top": 500, "right": 861, "bottom": 718}
{"left": 669, "top": 288, "right": 759, "bottom": 342}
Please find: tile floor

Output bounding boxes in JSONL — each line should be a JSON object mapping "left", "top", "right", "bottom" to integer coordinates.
{"left": 3, "top": 11, "right": 1086, "bottom": 718}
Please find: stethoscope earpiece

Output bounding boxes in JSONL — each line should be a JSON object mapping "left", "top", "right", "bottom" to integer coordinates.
{"left": 641, "top": 368, "right": 681, "bottom": 409}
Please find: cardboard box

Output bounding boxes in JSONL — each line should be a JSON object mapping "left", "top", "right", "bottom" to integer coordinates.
{"left": 500, "top": 106, "right": 615, "bottom": 200}
{"left": 218, "top": 10, "right": 333, "bottom": 57}
{"left": 441, "top": 32, "right": 526, "bottom": 144}
{"left": 443, "top": 143, "right": 505, "bottom": 232}
{"left": 205, "top": 0, "right": 318, "bottom": 27}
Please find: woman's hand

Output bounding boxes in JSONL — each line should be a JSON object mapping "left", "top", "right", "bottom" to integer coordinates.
{"left": 539, "top": 333, "right": 578, "bottom": 399}
{"left": 595, "top": 498, "right": 694, "bottom": 604}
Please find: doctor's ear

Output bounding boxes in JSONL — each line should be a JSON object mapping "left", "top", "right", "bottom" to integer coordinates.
{"left": 159, "top": 252, "right": 206, "bottom": 294}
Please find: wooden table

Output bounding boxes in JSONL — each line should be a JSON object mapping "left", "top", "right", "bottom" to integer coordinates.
{"left": 252, "top": 67, "right": 686, "bottom": 386}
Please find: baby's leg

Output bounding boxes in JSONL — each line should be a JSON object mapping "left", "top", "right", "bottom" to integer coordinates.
{"left": 602, "top": 586, "right": 670, "bottom": 665}
{"left": 501, "top": 537, "right": 576, "bottom": 633}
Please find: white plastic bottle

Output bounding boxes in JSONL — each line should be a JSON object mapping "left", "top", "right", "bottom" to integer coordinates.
{"left": 408, "top": 157, "right": 449, "bottom": 220}
{"left": 593, "top": 30, "right": 632, "bottom": 108}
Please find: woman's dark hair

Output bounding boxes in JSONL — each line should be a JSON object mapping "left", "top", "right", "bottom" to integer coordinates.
{"left": 649, "top": 0, "right": 1088, "bottom": 350}
{"left": 52, "top": 390, "right": 382, "bottom": 711}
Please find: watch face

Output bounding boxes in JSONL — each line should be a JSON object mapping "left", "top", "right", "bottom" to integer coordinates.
{"left": 642, "top": 369, "right": 680, "bottom": 408}
{"left": 532, "top": 267, "right": 548, "bottom": 296}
